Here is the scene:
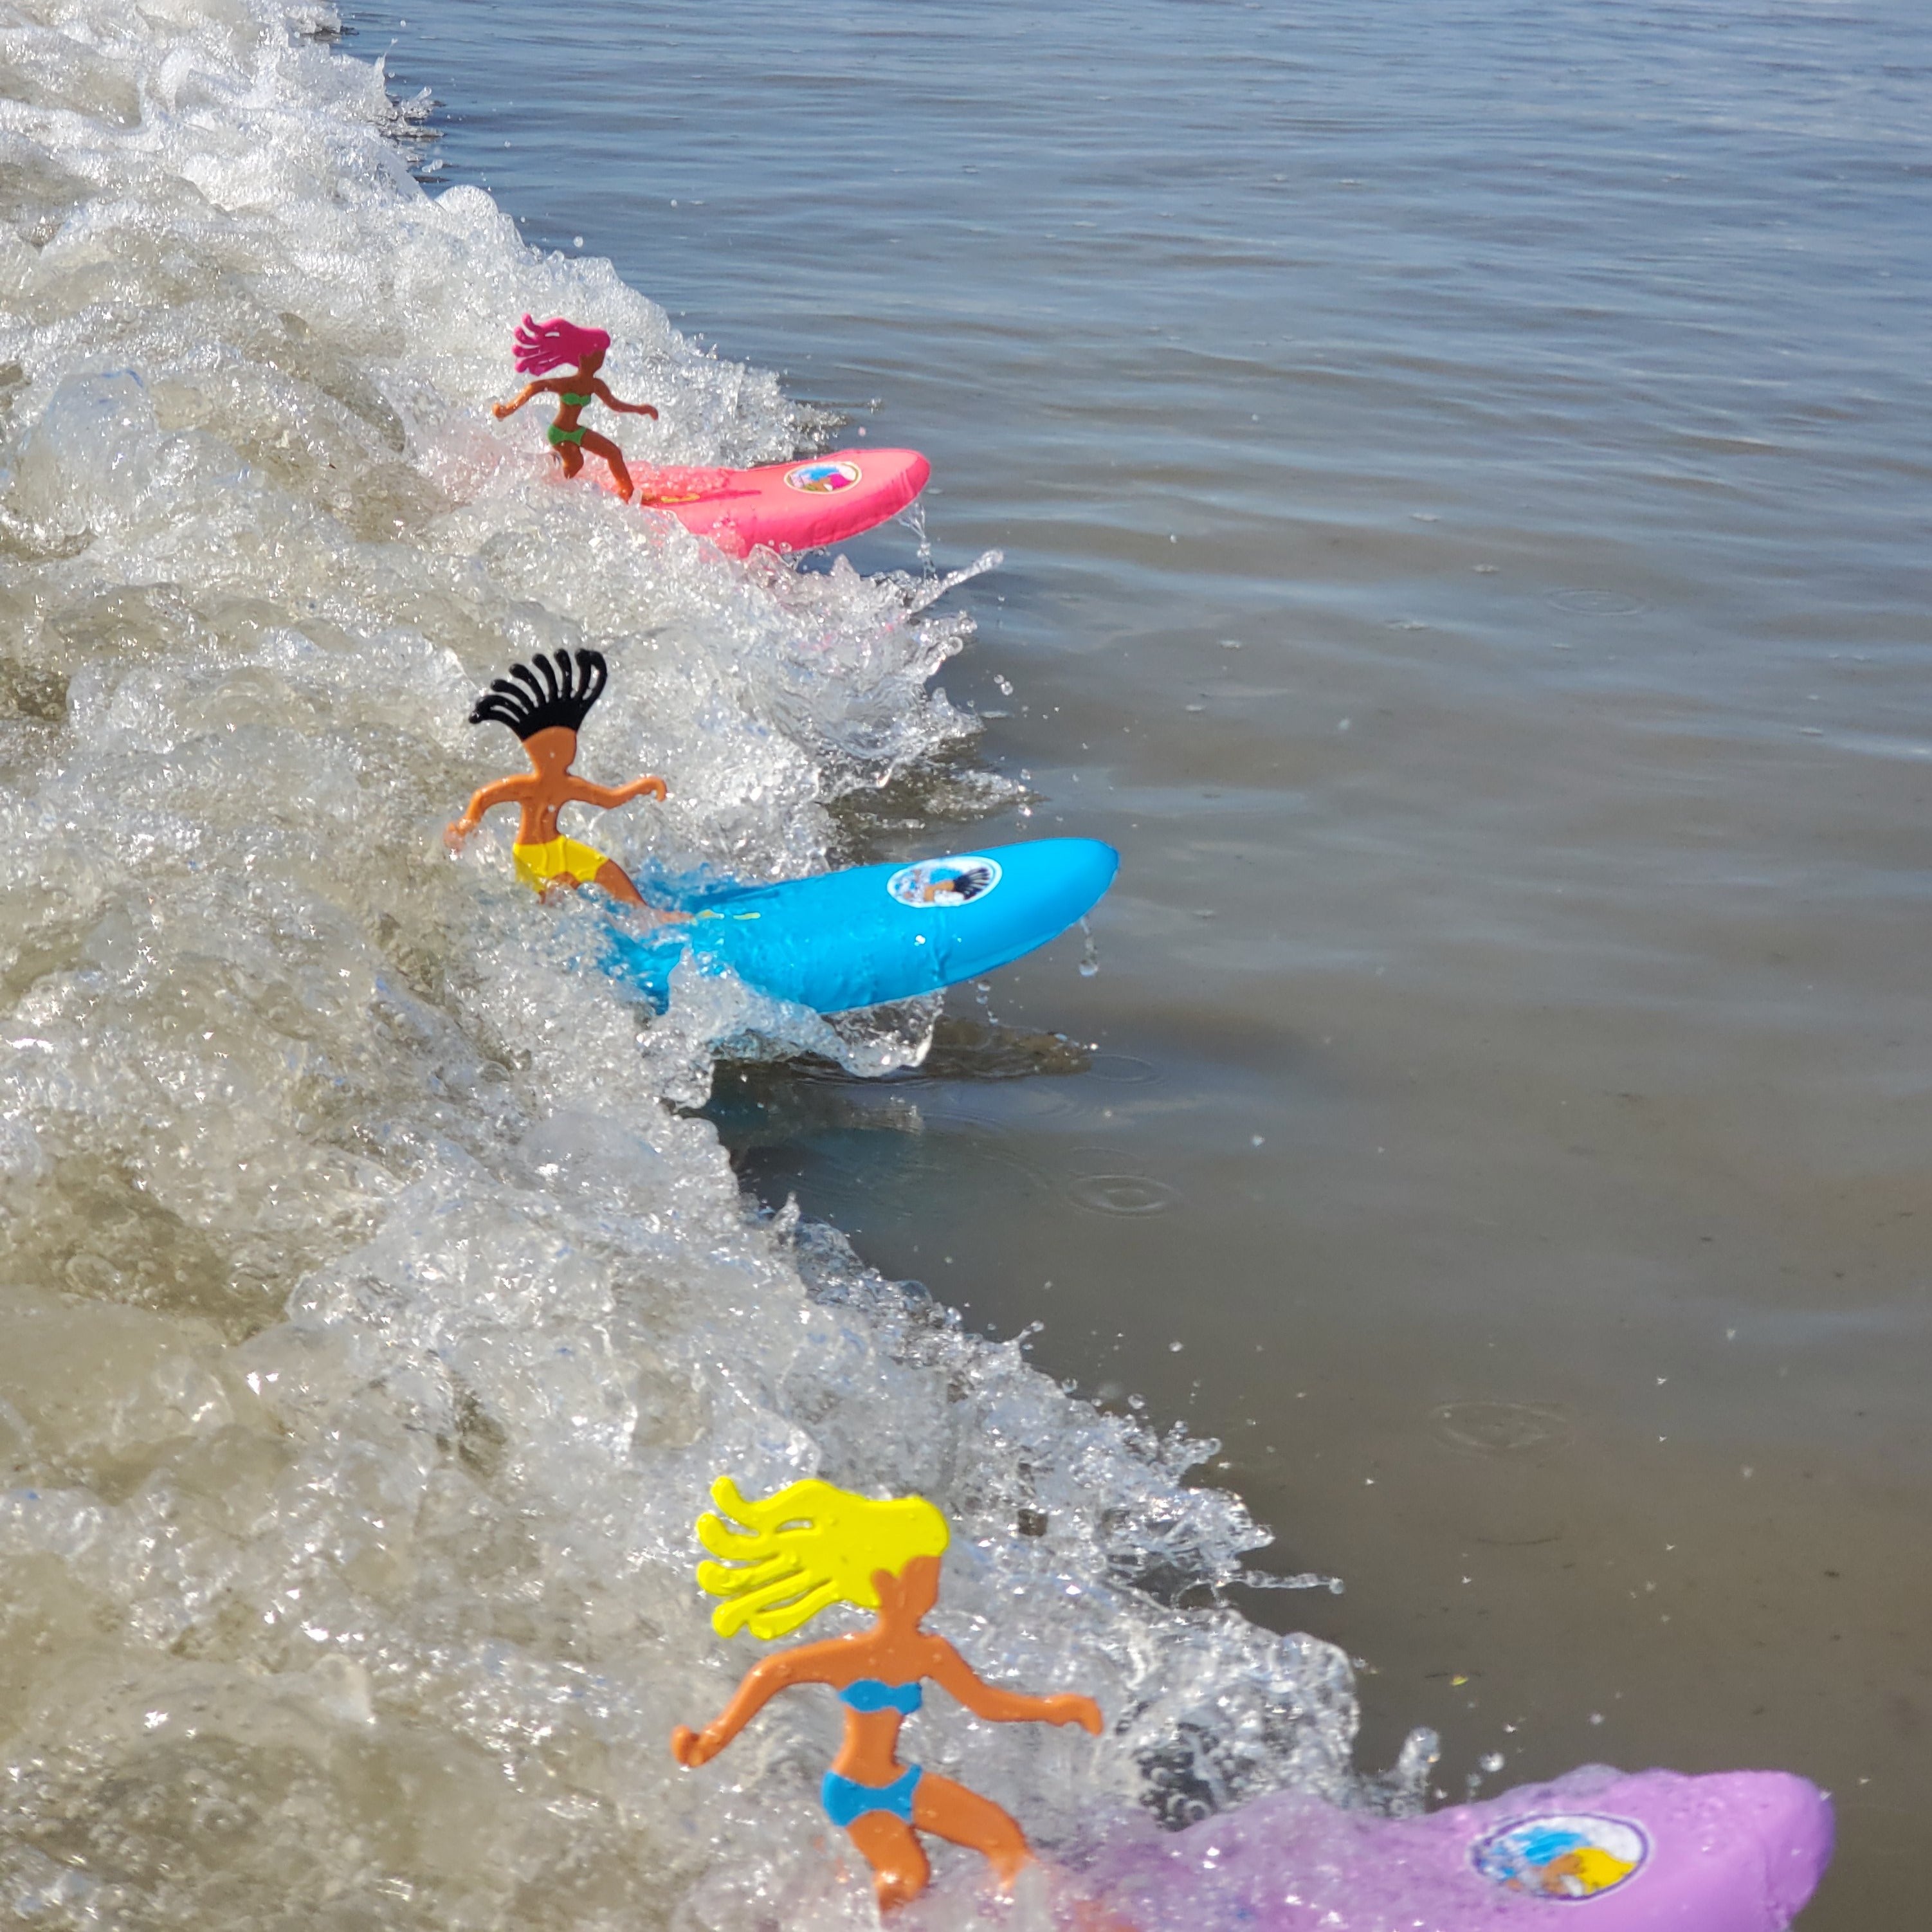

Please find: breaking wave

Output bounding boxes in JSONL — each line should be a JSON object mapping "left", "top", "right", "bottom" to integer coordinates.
{"left": 0, "top": 2, "right": 1404, "bottom": 1922}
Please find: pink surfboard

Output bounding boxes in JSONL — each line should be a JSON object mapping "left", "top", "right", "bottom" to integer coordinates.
{"left": 1064, "top": 1765, "right": 1832, "bottom": 1930}
{"left": 633, "top": 446, "right": 929, "bottom": 556}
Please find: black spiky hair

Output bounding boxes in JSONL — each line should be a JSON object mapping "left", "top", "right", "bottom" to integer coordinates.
{"left": 469, "top": 648, "right": 609, "bottom": 740}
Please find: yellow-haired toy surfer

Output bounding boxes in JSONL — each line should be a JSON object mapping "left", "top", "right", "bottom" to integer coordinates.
{"left": 671, "top": 1475, "right": 1102, "bottom": 1912}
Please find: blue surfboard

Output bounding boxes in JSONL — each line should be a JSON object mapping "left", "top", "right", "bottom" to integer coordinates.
{"left": 600, "top": 838, "right": 1118, "bottom": 1015}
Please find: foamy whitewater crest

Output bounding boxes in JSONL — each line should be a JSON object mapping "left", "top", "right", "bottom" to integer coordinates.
{"left": 0, "top": 1, "right": 1389, "bottom": 1923}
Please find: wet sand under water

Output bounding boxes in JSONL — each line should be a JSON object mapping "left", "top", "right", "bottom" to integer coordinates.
{"left": 376, "top": 1, "right": 1924, "bottom": 1921}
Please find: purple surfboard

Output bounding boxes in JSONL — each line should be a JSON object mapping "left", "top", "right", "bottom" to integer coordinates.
{"left": 1068, "top": 1765, "right": 1831, "bottom": 1930}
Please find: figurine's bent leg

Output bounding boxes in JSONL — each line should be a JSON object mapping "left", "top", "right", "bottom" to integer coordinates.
{"left": 913, "top": 1773, "right": 1032, "bottom": 1888}
{"left": 557, "top": 443, "right": 585, "bottom": 480}
{"left": 844, "top": 1812, "right": 929, "bottom": 1912}
{"left": 592, "top": 857, "right": 647, "bottom": 907}
{"left": 580, "top": 430, "right": 633, "bottom": 501}
{"left": 593, "top": 859, "right": 687, "bottom": 925}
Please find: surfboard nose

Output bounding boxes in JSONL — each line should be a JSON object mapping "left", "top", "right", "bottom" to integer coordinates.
{"left": 1050, "top": 837, "right": 1120, "bottom": 917}
{"left": 1710, "top": 1772, "right": 1835, "bottom": 1922}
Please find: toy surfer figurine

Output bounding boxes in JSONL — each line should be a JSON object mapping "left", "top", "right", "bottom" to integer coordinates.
{"left": 493, "top": 314, "right": 660, "bottom": 500}
{"left": 671, "top": 1476, "right": 1103, "bottom": 1912}
{"left": 446, "top": 647, "right": 679, "bottom": 920}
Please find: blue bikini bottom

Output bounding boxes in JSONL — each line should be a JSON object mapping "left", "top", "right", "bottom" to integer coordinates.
{"left": 821, "top": 1764, "right": 923, "bottom": 1828}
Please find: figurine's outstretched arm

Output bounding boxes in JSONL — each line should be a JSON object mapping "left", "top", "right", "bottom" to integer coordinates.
{"left": 590, "top": 378, "right": 659, "bottom": 419}
{"left": 445, "top": 777, "right": 525, "bottom": 850}
{"left": 926, "top": 1641, "right": 1103, "bottom": 1733}
{"left": 492, "top": 381, "right": 550, "bottom": 420}
{"left": 672, "top": 1645, "right": 840, "bottom": 1768}
{"left": 568, "top": 774, "right": 668, "bottom": 810}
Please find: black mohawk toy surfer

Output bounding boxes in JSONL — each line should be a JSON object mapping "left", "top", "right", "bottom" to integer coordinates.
{"left": 445, "top": 647, "right": 680, "bottom": 921}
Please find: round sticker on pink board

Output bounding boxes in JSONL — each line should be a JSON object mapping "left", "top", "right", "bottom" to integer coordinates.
{"left": 1471, "top": 1813, "right": 1650, "bottom": 1900}
{"left": 784, "top": 459, "right": 862, "bottom": 494}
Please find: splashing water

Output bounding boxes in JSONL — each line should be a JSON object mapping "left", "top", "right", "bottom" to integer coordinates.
{"left": 0, "top": 1, "right": 1401, "bottom": 1922}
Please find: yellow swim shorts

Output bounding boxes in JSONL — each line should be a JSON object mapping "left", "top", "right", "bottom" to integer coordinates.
{"left": 513, "top": 835, "right": 609, "bottom": 892}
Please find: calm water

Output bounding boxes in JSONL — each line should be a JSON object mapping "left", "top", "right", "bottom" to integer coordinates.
{"left": 367, "top": 0, "right": 1930, "bottom": 1921}
{"left": 0, "top": 0, "right": 1922, "bottom": 1922}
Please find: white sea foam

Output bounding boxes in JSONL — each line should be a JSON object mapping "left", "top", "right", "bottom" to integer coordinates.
{"left": 0, "top": 1, "right": 1386, "bottom": 1920}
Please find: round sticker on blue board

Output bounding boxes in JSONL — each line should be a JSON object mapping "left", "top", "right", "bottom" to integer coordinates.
{"left": 887, "top": 855, "right": 1002, "bottom": 909}
{"left": 785, "top": 459, "right": 862, "bottom": 494}
{"left": 1471, "top": 1814, "right": 1649, "bottom": 1901}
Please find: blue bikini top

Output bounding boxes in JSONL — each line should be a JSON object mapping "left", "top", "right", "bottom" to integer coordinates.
{"left": 839, "top": 1677, "right": 923, "bottom": 1716}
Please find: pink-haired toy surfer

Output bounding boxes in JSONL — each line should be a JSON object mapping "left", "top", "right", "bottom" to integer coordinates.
{"left": 493, "top": 314, "right": 660, "bottom": 500}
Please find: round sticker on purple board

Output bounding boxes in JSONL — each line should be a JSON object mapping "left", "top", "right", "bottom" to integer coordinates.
{"left": 1470, "top": 1814, "right": 1649, "bottom": 1901}
{"left": 784, "top": 459, "right": 862, "bottom": 494}
{"left": 886, "top": 855, "right": 1002, "bottom": 909}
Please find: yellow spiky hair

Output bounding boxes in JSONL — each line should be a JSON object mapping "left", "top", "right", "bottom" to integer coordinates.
{"left": 694, "top": 1475, "right": 951, "bottom": 1641}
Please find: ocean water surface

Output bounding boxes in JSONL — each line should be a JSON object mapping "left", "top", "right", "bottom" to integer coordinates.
{"left": 0, "top": 0, "right": 1926, "bottom": 1925}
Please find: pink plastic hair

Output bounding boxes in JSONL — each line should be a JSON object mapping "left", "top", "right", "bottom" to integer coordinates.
{"left": 513, "top": 314, "right": 612, "bottom": 376}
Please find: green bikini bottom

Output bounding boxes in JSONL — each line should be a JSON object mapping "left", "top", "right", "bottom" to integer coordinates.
{"left": 547, "top": 424, "right": 586, "bottom": 447}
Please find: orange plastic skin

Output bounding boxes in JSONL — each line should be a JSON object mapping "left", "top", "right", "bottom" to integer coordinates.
{"left": 492, "top": 342, "right": 659, "bottom": 500}
{"left": 672, "top": 1552, "right": 1103, "bottom": 1911}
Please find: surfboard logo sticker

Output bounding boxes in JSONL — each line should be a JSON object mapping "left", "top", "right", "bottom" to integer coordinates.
{"left": 1472, "top": 1814, "right": 1649, "bottom": 1900}
{"left": 887, "top": 856, "right": 1003, "bottom": 909}
{"left": 784, "top": 459, "right": 862, "bottom": 494}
